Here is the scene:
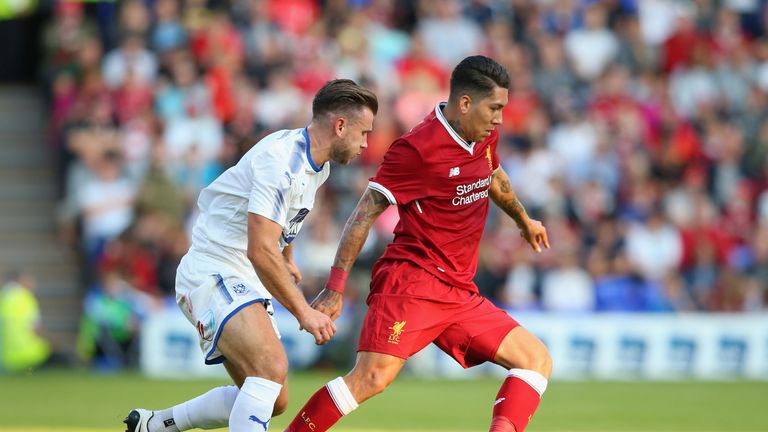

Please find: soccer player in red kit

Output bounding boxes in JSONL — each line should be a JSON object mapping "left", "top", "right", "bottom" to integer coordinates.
{"left": 285, "top": 56, "right": 552, "bottom": 432}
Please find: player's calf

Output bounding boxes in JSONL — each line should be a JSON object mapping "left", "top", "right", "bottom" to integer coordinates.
{"left": 284, "top": 377, "right": 359, "bottom": 432}
{"left": 489, "top": 369, "right": 548, "bottom": 432}
{"left": 230, "top": 377, "right": 283, "bottom": 431}
{"left": 273, "top": 387, "right": 289, "bottom": 416}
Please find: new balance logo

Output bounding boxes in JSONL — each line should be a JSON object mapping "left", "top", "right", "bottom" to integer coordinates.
{"left": 249, "top": 415, "right": 269, "bottom": 431}
{"left": 449, "top": 167, "right": 460, "bottom": 177}
{"left": 494, "top": 397, "right": 506, "bottom": 406}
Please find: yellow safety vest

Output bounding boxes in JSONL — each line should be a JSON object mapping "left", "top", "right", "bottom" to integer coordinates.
{"left": 0, "top": 0, "right": 37, "bottom": 20}
{"left": 0, "top": 283, "right": 50, "bottom": 372}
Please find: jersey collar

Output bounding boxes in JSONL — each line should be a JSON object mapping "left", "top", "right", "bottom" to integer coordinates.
{"left": 302, "top": 127, "right": 323, "bottom": 173}
{"left": 435, "top": 102, "right": 475, "bottom": 155}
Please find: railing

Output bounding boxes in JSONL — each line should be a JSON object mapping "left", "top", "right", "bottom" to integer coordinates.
{"left": 139, "top": 306, "right": 768, "bottom": 381}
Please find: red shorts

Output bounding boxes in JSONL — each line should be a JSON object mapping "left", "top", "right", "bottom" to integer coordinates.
{"left": 357, "top": 260, "right": 519, "bottom": 368}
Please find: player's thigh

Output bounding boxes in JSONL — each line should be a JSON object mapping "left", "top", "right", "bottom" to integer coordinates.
{"left": 359, "top": 262, "right": 458, "bottom": 359}
{"left": 357, "top": 292, "right": 448, "bottom": 357}
{"left": 493, "top": 326, "right": 552, "bottom": 377}
{"left": 344, "top": 351, "right": 406, "bottom": 403}
{"left": 218, "top": 302, "right": 288, "bottom": 383}
{"left": 434, "top": 295, "right": 518, "bottom": 368}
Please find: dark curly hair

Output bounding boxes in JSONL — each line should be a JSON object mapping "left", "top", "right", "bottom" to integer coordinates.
{"left": 449, "top": 55, "right": 510, "bottom": 102}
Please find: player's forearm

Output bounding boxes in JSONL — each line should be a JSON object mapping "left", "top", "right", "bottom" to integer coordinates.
{"left": 333, "top": 188, "right": 390, "bottom": 272}
{"left": 333, "top": 225, "right": 370, "bottom": 273}
{"left": 249, "top": 246, "right": 308, "bottom": 316}
{"left": 490, "top": 168, "right": 529, "bottom": 228}
{"left": 282, "top": 243, "right": 293, "bottom": 260}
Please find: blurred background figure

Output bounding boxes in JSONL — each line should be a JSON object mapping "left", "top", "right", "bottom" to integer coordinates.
{"left": 0, "top": 270, "right": 51, "bottom": 373}
{"left": 76, "top": 266, "right": 147, "bottom": 370}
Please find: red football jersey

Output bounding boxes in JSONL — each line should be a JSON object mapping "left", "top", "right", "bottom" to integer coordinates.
{"left": 369, "top": 103, "right": 500, "bottom": 292}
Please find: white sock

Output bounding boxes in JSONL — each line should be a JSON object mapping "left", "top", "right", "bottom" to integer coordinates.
{"left": 152, "top": 385, "right": 239, "bottom": 431}
{"left": 326, "top": 377, "right": 359, "bottom": 416}
{"left": 229, "top": 377, "right": 282, "bottom": 431}
{"left": 148, "top": 408, "right": 180, "bottom": 432}
{"left": 508, "top": 368, "right": 548, "bottom": 396}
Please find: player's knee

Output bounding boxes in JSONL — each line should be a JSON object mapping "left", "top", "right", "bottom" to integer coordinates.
{"left": 362, "top": 369, "right": 393, "bottom": 396}
{"left": 528, "top": 345, "right": 552, "bottom": 379}
{"left": 538, "top": 350, "right": 553, "bottom": 379}
{"left": 241, "top": 354, "right": 288, "bottom": 383}
{"left": 265, "top": 358, "right": 289, "bottom": 383}
{"left": 514, "top": 342, "right": 552, "bottom": 379}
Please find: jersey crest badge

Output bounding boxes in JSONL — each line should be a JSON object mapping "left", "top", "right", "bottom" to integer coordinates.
{"left": 231, "top": 282, "right": 249, "bottom": 295}
{"left": 388, "top": 321, "right": 407, "bottom": 344}
{"left": 486, "top": 146, "right": 493, "bottom": 171}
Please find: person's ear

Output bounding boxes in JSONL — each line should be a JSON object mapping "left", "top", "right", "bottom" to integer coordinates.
{"left": 334, "top": 117, "right": 347, "bottom": 137}
{"left": 459, "top": 94, "right": 472, "bottom": 114}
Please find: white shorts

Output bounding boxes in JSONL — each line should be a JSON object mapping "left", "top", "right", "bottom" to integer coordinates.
{"left": 175, "top": 250, "right": 280, "bottom": 364}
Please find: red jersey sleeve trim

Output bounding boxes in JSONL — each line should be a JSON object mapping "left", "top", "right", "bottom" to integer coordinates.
{"left": 367, "top": 181, "right": 397, "bottom": 205}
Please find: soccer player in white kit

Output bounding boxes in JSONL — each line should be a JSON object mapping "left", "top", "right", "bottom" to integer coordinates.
{"left": 124, "top": 79, "right": 378, "bottom": 432}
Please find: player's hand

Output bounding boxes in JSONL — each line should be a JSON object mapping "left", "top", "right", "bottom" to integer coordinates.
{"left": 310, "top": 288, "right": 343, "bottom": 321}
{"left": 284, "top": 258, "right": 302, "bottom": 284}
{"left": 297, "top": 306, "right": 337, "bottom": 345}
{"left": 520, "top": 218, "right": 550, "bottom": 253}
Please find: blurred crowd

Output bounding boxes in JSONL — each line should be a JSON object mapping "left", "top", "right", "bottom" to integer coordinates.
{"left": 39, "top": 0, "right": 768, "bottom": 365}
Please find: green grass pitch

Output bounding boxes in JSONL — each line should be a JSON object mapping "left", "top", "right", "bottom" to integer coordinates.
{"left": 0, "top": 370, "right": 766, "bottom": 431}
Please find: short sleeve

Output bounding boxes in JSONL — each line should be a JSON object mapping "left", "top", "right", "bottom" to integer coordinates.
{"left": 368, "top": 139, "right": 423, "bottom": 205}
{"left": 247, "top": 154, "right": 292, "bottom": 224}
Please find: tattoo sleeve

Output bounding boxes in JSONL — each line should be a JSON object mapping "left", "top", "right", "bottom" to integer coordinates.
{"left": 490, "top": 167, "right": 528, "bottom": 228}
{"left": 334, "top": 188, "right": 391, "bottom": 271}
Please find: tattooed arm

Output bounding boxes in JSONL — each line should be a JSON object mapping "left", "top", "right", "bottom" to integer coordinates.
{"left": 333, "top": 188, "right": 391, "bottom": 271}
{"left": 489, "top": 166, "right": 550, "bottom": 253}
{"left": 310, "top": 188, "right": 391, "bottom": 319}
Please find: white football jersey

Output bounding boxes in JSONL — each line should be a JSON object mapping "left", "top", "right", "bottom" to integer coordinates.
{"left": 188, "top": 127, "right": 330, "bottom": 276}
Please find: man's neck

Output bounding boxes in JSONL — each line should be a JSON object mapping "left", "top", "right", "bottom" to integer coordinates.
{"left": 440, "top": 103, "right": 471, "bottom": 143}
{"left": 306, "top": 123, "right": 330, "bottom": 167}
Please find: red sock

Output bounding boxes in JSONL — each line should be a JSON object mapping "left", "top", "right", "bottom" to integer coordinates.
{"left": 489, "top": 372, "right": 545, "bottom": 432}
{"left": 284, "top": 386, "right": 343, "bottom": 432}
